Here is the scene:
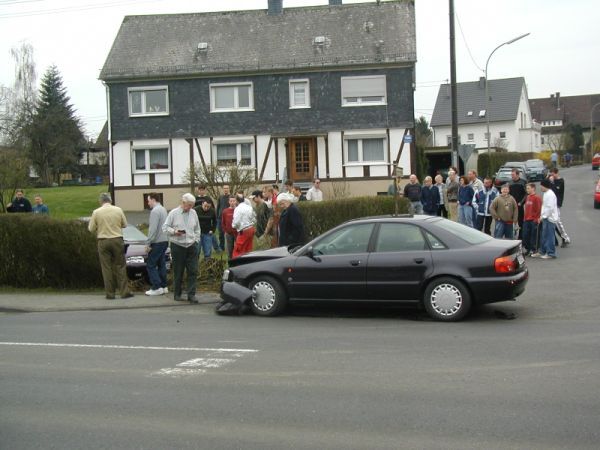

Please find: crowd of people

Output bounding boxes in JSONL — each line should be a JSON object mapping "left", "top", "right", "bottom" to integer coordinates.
{"left": 393, "top": 166, "right": 571, "bottom": 260}
{"left": 86, "top": 179, "right": 323, "bottom": 302}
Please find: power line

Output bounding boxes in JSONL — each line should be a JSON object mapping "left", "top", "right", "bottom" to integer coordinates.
{"left": 455, "top": 11, "right": 484, "bottom": 73}
{"left": 0, "top": 0, "right": 164, "bottom": 18}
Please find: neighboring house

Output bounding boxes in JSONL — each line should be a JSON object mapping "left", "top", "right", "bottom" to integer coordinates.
{"left": 100, "top": 0, "right": 416, "bottom": 210}
{"left": 430, "top": 77, "right": 541, "bottom": 171}
{"left": 529, "top": 92, "right": 600, "bottom": 152}
{"left": 80, "top": 122, "right": 109, "bottom": 166}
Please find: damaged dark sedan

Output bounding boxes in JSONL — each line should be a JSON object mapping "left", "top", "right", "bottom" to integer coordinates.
{"left": 220, "top": 215, "right": 528, "bottom": 321}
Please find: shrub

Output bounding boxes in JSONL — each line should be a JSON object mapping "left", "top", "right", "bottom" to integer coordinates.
{"left": 478, "top": 152, "right": 529, "bottom": 177}
{"left": 297, "top": 195, "right": 410, "bottom": 241}
{"left": 0, "top": 214, "right": 103, "bottom": 288}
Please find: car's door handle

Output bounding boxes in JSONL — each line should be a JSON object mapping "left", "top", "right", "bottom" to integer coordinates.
{"left": 350, "top": 260, "right": 361, "bottom": 266}
{"left": 414, "top": 258, "right": 424, "bottom": 264}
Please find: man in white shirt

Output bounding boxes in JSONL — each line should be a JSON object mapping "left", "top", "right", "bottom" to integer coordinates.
{"left": 232, "top": 195, "right": 256, "bottom": 258}
{"left": 306, "top": 179, "right": 323, "bottom": 201}
{"left": 162, "top": 193, "right": 201, "bottom": 302}
{"left": 532, "top": 180, "right": 558, "bottom": 259}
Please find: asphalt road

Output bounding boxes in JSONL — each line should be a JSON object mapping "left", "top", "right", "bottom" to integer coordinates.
{"left": 1, "top": 166, "right": 599, "bottom": 450}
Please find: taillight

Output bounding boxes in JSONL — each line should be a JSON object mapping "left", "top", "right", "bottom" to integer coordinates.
{"left": 495, "top": 255, "right": 517, "bottom": 273}
{"left": 595, "top": 183, "right": 600, "bottom": 193}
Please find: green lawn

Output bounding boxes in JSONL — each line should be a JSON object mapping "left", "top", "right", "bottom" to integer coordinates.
{"left": 29, "top": 185, "right": 109, "bottom": 220}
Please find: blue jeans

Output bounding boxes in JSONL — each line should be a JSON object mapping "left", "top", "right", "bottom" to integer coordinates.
{"left": 146, "top": 241, "right": 168, "bottom": 290}
{"left": 494, "top": 220, "right": 514, "bottom": 239}
{"left": 522, "top": 220, "right": 539, "bottom": 253}
{"left": 458, "top": 204, "right": 473, "bottom": 227}
{"left": 540, "top": 219, "right": 557, "bottom": 257}
{"left": 199, "top": 233, "right": 213, "bottom": 258}
{"left": 410, "top": 201, "right": 423, "bottom": 215}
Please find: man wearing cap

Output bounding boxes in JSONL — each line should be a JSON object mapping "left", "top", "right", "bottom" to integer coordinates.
{"left": 531, "top": 180, "right": 558, "bottom": 259}
{"left": 88, "top": 193, "right": 133, "bottom": 300}
{"left": 232, "top": 195, "right": 256, "bottom": 258}
{"left": 162, "top": 193, "right": 201, "bottom": 302}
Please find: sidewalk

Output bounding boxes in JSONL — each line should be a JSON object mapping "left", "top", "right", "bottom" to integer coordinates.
{"left": 0, "top": 291, "right": 221, "bottom": 313}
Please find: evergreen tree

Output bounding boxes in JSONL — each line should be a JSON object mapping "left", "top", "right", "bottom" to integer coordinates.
{"left": 414, "top": 116, "right": 431, "bottom": 180}
{"left": 27, "top": 65, "right": 84, "bottom": 185}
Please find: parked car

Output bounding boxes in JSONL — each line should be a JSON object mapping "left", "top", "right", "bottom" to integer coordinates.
{"left": 123, "top": 224, "right": 171, "bottom": 281}
{"left": 594, "top": 178, "right": 600, "bottom": 209}
{"left": 220, "top": 215, "right": 528, "bottom": 321}
{"left": 592, "top": 153, "right": 600, "bottom": 170}
{"left": 494, "top": 162, "right": 528, "bottom": 186}
{"left": 524, "top": 159, "right": 548, "bottom": 181}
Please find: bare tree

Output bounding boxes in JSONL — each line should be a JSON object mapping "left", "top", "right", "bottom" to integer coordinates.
{"left": 181, "top": 162, "right": 256, "bottom": 200}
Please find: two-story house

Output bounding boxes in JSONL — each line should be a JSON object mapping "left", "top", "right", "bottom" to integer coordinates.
{"left": 430, "top": 77, "right": 541, "bottom": 171}
{"left": 100, "top": 0, "right": 416, "bottom": 210}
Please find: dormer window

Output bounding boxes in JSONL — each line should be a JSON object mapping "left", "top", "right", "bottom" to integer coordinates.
{"left": 467, "top": 111, "right": 473, "bottom": 117}
{"left": 479, "top": 110, "right": 486, "bottom": 117}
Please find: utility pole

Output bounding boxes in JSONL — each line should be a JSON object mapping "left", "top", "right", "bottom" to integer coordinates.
{"left": 448, "top": 0, "right": 459, "bottom": 169}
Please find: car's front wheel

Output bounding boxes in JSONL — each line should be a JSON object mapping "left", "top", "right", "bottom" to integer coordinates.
{"left": 248, "top": 276, "right": 287, "bottom": 316}
{"left": 423, "top": 277, "right": 471, "bottom": 321}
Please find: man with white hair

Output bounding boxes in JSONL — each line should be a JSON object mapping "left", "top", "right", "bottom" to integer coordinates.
{"left": 162, "top": 193, "right": 201, "bottom": 302}
{"left": 277, "top": 192, "right": 305, "bottom": 247}
{"left": 231, "top": 194, "right": 256, "bottom": 258}
{"left": 88, "top": 193, "right": 133, "bottom": 300}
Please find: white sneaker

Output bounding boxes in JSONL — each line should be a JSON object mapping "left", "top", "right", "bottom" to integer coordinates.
{"left": 540, "top": 254, "right": 555, "bottom": 259}
{"left": 161, "top": 287, "right": 168, "bottom": 294}
{"left": 145, "top": 288, "right": 163, "bottom": 296}
{"left": 530, "top": 252, "right": 541, "bottom": 258}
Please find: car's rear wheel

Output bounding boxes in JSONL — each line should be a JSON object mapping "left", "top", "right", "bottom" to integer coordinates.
{"left": 248, "top": 276, "right": 287, "bottom": 316}
{"left": 595, "top": 200, "right": 600, "bottom": 209}
{"left": 423, "top": 277, "right": 471, "bottom": 322}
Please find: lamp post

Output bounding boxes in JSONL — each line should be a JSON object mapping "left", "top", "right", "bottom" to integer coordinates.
{"left": 485, "top": 33, "right": 530, "bottom": 163}
{"left": 590, "top": 102, "right": 600, "bottom": 160}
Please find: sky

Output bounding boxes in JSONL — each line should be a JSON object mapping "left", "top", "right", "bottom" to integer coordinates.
{"left": 1, "top": 0, "right": 598, "bottom": 139}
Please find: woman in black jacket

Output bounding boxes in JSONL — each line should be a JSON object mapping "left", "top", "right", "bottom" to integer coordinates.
{"left": 277, "top": 193, "right": 305, "bottom": 247}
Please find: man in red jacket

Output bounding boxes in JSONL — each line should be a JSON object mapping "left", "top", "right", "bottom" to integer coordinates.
{"left": 522, "top": 183, "right": 542, "bottom": 256}
{"left": 220, "top": 196, "right": 237, "bottom": 260}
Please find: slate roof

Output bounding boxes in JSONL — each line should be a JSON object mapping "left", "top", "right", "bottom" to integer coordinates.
{"left": 430, "top": 77, "right": 525, "bottom": 127}
{"left": 100, "top": 1, "right": 415, "bottom": 81}
{"left": 529, "top": 94, "right": 600, "bottom": 128}
{"left": 92, "top": 122, "right": 108, "bottom": 150}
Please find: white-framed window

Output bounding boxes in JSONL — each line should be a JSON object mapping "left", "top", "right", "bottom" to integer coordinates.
{"left": 446, "top": 135, "right": 462, "bottom": 145}
{"left": 128, "top": 86, "right": 169, "bottom": 117}
{"left": 479, "top": 110, "right": 486, "bottom": 117}
{"left": 484, "top": 132, "right": 490, "bottom": 141}
{"left": 213, "top": 142, "right": 253, "bottom": 166}
{"left": 346, "top": 137, "right": 386, "bottom": 163}
{"left": 289, "top": 79, "right": 310, "bottom": 109}
{"left": 210, "top": 82, "right": 254, "bottom": 112}
{"left": 341, "top": 75, "right": 387, "bottom": 106}
{"left": 467, "top": 133, "right": 474, "bottom": 141}
{"left": 132, "top": 147, "right": 170, "bottom": 173}
{"left": 499, "top": 131, "right": 506, "bottom": 139}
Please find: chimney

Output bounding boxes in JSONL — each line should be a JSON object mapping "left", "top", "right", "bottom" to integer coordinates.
{"left": 329, "top": 0, "right": 343, "bottom": 5}
{"left": 555, "top": 91, "right": 560, "bottom": 109}
{"left": 268, "top": 0, "right": 282, "bottom": 15}
{"left": 479, "top": 76, "right": 486, "bottom": 89}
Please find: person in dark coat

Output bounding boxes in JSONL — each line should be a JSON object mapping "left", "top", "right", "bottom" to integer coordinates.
{"left": 420, "top": 176, "right": 440, "bottom": 216}
{"left": 277, "top": 193, "right": 305, "bottom": 247}
{"left": 7, "top": 189, "right": 32, "bottom": 213}
{"left": 509, "top": 169, "right": 527, "bottom": 238}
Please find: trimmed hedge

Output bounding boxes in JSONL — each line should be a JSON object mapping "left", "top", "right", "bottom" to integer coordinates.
{"left": 297, "top": 195, "right": 410, "bottom": 241}
{"left": 477, "top": 151, "right": 537, "bottom": 177}
{"left": 0, "top": 214, "right": 103, "bottom": 288}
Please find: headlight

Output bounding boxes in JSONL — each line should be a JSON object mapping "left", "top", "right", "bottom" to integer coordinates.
{"left": 222, "top": 269, "right": 232, "bottom": 282}
{"left": 126, "top": 256, "right": 145, "bottom": 264}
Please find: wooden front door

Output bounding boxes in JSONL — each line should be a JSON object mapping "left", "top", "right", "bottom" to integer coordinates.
{"left": 289, "top": 138, "right": 315, "bottom": 181}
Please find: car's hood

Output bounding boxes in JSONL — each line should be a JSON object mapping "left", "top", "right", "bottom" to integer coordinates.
{"left": 229, "top": 246, "right": 292, "bottom": 266}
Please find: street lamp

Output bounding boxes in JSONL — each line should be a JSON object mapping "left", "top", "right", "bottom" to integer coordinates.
{"left": 485, "top": 33, "right": 530, "bottom": 162}
{"left": 590, "top": 102, "right": 600, "bottom": 160}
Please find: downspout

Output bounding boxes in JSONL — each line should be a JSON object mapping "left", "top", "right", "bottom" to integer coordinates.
{"left": 103, "top": 81, "right": 115, "bottom": 204}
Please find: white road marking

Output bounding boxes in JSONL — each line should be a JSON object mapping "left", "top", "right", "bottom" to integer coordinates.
{"left": 153, "top": 368, "right": 207, "bottom": 377}
{"left": 176, "top": 358, "right": 234, "bottom": 368}
{"left": 0, "top": 342, "right": 258, "bottom": 353}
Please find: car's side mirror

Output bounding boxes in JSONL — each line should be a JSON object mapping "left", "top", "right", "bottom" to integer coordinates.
{"left": 304, "top": 246, "right": 320, "bottom": 261}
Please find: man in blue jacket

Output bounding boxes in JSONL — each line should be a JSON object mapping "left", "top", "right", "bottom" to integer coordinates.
{"left": 420, "top": 176, "right": 440, "bottom": 216}
{"left": 474, "top": 177, "right": 498, "bottom": 235}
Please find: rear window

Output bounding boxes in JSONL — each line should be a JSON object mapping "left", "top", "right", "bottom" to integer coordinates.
{"left": 436, "top": 219, "right": 493, "bottom": 245}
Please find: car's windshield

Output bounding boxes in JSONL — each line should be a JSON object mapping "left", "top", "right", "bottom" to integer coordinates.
{"left": 123, "top": 225, "right": 147, "bottom": 241}
{"left": 436, "top": 218, "right": 493, "bottom": 245}
{"left": 526, "top": 161, "right": 543, "bottom": 167}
